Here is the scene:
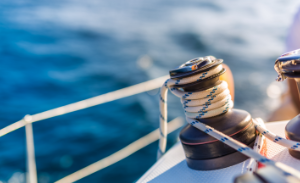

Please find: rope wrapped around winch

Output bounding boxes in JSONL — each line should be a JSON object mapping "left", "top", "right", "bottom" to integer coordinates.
{"left": 158, "top": 62, "right": 233, "bottom": 158}
{"left": 157, "top": 56, "right": 300, "bottom": 181}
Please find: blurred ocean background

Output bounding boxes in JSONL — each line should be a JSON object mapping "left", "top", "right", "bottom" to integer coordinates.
{"left": 1, "top": 0, "right": 300, "bottom": 182}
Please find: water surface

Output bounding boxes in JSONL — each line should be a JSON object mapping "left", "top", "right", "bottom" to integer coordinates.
{"left": 0, "top": 0, "right": 299, "bottom": 182}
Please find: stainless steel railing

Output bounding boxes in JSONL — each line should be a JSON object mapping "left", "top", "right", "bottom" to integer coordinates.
{"left": 0, "top": 75, "right": 184, "bottom": 182}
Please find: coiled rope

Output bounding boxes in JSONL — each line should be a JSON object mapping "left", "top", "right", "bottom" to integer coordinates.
{"left": 158, "top": 62, "right": 300, "bottom": 159}
{"left": 158, "top": 60, "right": 300, "bottom": 179}
{"left": 158, "top": 64, "right": 233, "bottom": 158}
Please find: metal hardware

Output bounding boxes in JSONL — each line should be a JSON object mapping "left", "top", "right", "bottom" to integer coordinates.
{"left": 274, "top": 49, "right": 300, "bottom": 81}
{"left": 169, "top": 56, "right": 214, "bottom": 77}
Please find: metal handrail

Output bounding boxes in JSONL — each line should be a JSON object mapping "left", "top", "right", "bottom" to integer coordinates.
{"left": 25, "top": 120, "right": 37, "bottom": 183}
{"left": 1, "top": 75, "right": 170, "bottom": 182}
{"left": 55, "top": 117, "right": 184, "bottom": 183}
{"left": 0, "top": 75, "right": 168, "bottom": 137}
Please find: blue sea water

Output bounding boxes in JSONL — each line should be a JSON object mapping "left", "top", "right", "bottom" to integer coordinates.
{"left": 0, "top": 0, "right": 300, "bottom": 182}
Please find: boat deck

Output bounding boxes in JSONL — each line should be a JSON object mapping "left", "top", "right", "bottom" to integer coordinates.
{"left": 137, "top": 120, "right": 300, "bottom": 183}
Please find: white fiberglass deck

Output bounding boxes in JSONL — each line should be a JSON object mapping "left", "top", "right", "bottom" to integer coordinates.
{"left": 137, "top": 120, "right": 300, "bottom": 183}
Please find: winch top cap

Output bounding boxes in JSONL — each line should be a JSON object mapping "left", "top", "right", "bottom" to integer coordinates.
{"left": 169, "top": 56, "right": 223, "bottom": 79}
{"left": 278, "top": 49, "right": 300, "bottom": 61}
{"left": 274, "top": 48, "right": 300, "bottom": 81}
{"left": 276, "top": 49, "right": 300, "bottom": 63}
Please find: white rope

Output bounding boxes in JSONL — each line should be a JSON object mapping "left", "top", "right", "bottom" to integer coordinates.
{"left": 55, "top": 117, "right": 184, "bottom": 183}
{"left": 186, "top": 117, "right": 273, "bottom": 165}
{"left": 0, "top": 75, "right": 169, "bottom": 137}
{"left": 253, "top": 118, "right": 300, "bottom": 151}
{"left": 185, "top": 99, "right": 233, "bottom": 119}
{"left": 158, "top": 60, "right": 300, "bottom": 179}
{"left": 246, "top": 118, "right": 266, "bottom": 172}
{"left": 185, "top": 117, "right": 300, "bottom": 179}
{"left": 158, "top": 64, "right": 232, "bottom": 159}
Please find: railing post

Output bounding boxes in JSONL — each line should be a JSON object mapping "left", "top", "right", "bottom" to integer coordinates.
{"left": 24, "top": 115, "right": 38, "bottom": 183}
